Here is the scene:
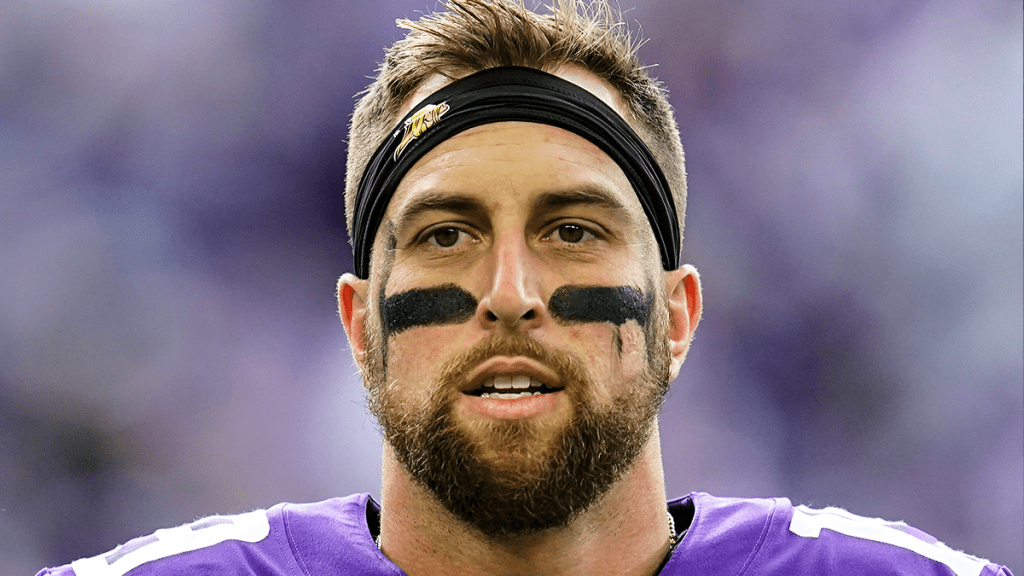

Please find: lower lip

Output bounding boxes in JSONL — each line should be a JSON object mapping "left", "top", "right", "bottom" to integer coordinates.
{"left": 458, "top": 391, "right": 565, "bottom": 420}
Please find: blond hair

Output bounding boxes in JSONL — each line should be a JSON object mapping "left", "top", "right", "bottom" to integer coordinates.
{"left": 345, "top": 0, "right": 687, "bottom": 261}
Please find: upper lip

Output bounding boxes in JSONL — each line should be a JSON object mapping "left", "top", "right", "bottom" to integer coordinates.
{"left": 461, "top": 356, "right": 563, "bottom": 393}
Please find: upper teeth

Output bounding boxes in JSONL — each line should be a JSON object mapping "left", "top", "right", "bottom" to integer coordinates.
{"left": 475, "top": 375, "right": 552, "bottom": 399}
{"left": 486, "top": 375, "right": 535, "bottom": 390}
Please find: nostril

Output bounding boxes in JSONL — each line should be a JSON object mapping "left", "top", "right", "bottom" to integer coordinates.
{"left": 485, "top": 310, "right": 499, "bottom": 322}
{"left": 522, "top": 310, "right": 536, "bottom": 320}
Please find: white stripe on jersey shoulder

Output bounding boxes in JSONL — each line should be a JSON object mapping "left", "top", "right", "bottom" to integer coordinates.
{"left": 789, "top": 504, "right": 989, "bottom": 576}
{"left": 70, "top": 509, "right": 271, "bottom": 576}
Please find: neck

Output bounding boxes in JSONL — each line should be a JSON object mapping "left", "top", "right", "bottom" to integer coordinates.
{"left": 378, "top": 425, "right": 672, "bottom": 576}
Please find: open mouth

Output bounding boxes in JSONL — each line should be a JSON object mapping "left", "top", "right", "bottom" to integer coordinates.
{"left": 465, "top": 375, "right": 564, "bottom": 399}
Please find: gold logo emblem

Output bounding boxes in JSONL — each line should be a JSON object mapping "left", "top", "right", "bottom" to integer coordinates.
{"left": 394, "top": 102, "right": 450, "bottom": 160}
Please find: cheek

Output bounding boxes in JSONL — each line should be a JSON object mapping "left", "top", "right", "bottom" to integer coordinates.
{"left": 617, "top": 324, "right": 646, "bottom": 362}
{"left": 383, "top": 326, "right": 469, "bottom": 404}
{"left": 565, "top": 323, "right": 648, "bottom": 379}
{"left": 387, "top": 333, "right": 443, "bottom": 375}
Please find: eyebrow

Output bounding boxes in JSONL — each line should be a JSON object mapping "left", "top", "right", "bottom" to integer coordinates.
{"left": 391, "top": 185, "right": 631, "bottom": 237}
{"left": 531, "top": 185, "right": 629, "bottom": 214}
{"left": 391, "top": 192, "right": 487, "bottom": 236}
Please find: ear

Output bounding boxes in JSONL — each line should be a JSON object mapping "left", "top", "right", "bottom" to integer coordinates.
{"left": 337, "top": 273, "right": 370, "bottom": 370}
{"left": 664, "top": 264, "right": 702, "bottom": 380}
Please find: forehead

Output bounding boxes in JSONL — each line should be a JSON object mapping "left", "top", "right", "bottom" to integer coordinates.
{"left": 384, "top": 120, "right": 645, "bottom": 224}
{"left": 369, "top": 66, "right": 661, "bottom": 278}
{"left": 385, "top": 67, "right": 644, "bottom": 227}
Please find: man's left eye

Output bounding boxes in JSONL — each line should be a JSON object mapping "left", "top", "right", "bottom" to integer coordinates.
{"left": 554, "top": 224, "right": 595, "bottom": 244}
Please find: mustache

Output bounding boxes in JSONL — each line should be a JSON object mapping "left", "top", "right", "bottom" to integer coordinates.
{"left": 433, "top": 333, "right": 588, "bottom": 398}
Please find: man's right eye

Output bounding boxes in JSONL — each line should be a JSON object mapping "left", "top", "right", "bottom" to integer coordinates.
{"left": 426, "top": 227, "right": 466, "bottom": 248}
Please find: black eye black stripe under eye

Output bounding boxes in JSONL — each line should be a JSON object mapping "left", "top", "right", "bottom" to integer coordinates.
{"left": 548, "top": 285, "right": 651, "bottom": 326}
{"left": 381, "top": 285, "right": 477, "bottom": 336}
{"left": 380, "top": 284, "right": 651, "bottom": 337}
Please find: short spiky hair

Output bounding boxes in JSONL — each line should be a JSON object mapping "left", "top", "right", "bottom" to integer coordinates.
{"left": 345, "top": 0, "right": 687, "bottom": 264}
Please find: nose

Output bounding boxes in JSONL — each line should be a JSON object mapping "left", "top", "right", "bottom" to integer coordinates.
{"left": 476, "top": 233, "right": 545, "bottom": 331}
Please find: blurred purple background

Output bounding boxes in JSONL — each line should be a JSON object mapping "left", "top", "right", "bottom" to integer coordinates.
{"left": 2, "top": 0, "right": 1021, "bottom": 573}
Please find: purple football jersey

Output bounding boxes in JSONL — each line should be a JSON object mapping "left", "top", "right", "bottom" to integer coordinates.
{"left": 37, "top": 493, "right": 1012, "bottom": 576}
{"left": 660, "top": 494, "right": 1011, "bottom": 575}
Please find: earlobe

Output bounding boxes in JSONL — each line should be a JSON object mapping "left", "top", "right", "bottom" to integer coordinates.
{"left": 665, "top": 265, "right": 702, "bottom": 380}
{"left": 337, "top": 274, "right": 370, "bottom": 368}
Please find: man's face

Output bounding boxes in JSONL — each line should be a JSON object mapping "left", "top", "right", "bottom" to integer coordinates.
{"left": 346, "top": 72, "right": 694, "bottom": 538}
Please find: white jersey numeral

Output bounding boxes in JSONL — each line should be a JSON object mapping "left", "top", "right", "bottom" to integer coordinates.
{"left": 789, "top": 505, "right": 989, "bottom": 576}
{"left": 70, "top": 509, "right": 271, "bottom": 576}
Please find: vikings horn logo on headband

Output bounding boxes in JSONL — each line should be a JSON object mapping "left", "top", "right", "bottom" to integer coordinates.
{"left": 394, "top": 102, "right": 451, "bottom": 160}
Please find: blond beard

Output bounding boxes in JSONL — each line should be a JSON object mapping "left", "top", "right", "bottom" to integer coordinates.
{"left": 360, "top": 293, "right": 672, "bottom": 538}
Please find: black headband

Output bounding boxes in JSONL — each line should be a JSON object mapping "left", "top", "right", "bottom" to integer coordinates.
{"left": 351, "top": 66, "right": 680, "bottom": 278}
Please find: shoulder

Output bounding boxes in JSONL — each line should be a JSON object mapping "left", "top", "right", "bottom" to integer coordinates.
{"left": 663, "top": 493, "right": 1012, "bottom": 576}
{"left": 35, "top": 494, "right": 390, "bottom": 576}
{"left": 778, "top": 503, "right": 1011, "bottom": 576}
{"left": 36, "top": 507, "right": 282, "bottom": 576}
